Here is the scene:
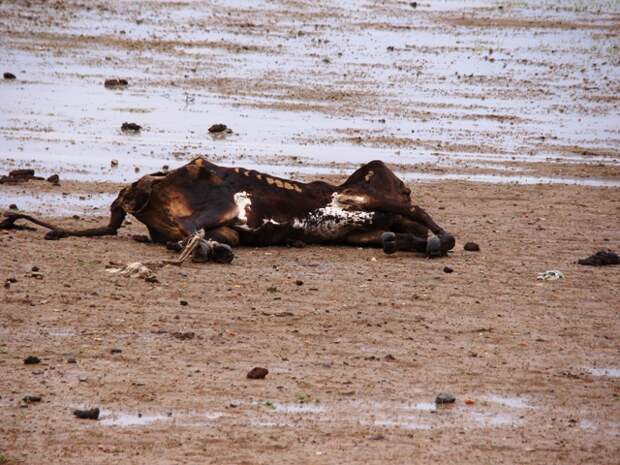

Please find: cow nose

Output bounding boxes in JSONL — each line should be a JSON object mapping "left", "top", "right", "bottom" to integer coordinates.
{"left": 403, "top": 187, "right": 411, "bottom": 195}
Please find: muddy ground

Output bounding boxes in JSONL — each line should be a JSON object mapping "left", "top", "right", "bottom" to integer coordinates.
{"left": 1, "top": 0, "right": 619, "bottom": 464}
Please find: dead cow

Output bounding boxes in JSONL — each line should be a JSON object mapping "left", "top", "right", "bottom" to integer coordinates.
{"left": 1, "top": 157, "right": 455, "bottom": 263}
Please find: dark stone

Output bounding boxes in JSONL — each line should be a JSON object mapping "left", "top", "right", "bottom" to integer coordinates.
{"left": 4, "top": 72, "right": 16, "bottom": 80}
{"left": 9, "top": 204, "right": 17, "bottom": 210}
{"left": 247, "top": 367, "right": 269, "bottom": 379}
{"left": 295, "top": 280, "right": 304, "bottom": 286}
{"left": 464, "top": 242, "right": 480, "bottom": 252}
{"left": 368, "top": 434, "right": 385, "bottom": 441}
{"left": 67, "top": 357, "right": 77, "bottom": 364}
{"left": 73, "top": 407, "right": 100, "bottom": 420}
{"left": 443, "top": 266, "right": 454, "bottom": 273}
{"left": 104, "top": 78, "right": 128, "bottom": 88}
{"left": 384, "top": 354, "right": 396, "bottom": 361}
{"left": 208, "top": 123, "right": 228, "bottom": 133}
{"left": 410, "top": 2, "right": 418, "bottom": 8}
{"left": 132, "top": 234, "right": 151, "bottom": 243}
{"left": 23, "top": 395, "right": 42, "bottom": 403}
{"left": 179, "top": 300, "right": 188, "bottom": 306}
{"left": 24, "top": 356, "right": 41, "bottom": 365}
{"left": 110, "top": 348, "right": 122, "bottom": 354}
{"left": 31, "top": 266, "right": 39, "bottom": 272}
{"left": 578, "top": 250, "right": 619, "bottom": 266}
{"left": 121, "top": 122, "right": 142, "bottom": 132}
{"left": 46, "top": 174, "right": 60, "bottom": 185}
{"left": 435, "top": 393, "right": 456, "bottom": 404}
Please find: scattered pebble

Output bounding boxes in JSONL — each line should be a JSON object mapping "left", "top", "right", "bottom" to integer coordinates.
{"left": 24, "top": 355, "right": 41, "bottom": 365}
{"left": 46, "top": 174, "right": 60, "bottom": 185}
{"left": 121, "top": 122, "right": 142, "bottom": 133}
{"left": 9, "top": 204, "right": 18, "bottom": 210}
{"left": 111, "top": 159, "right": 119, "bottom": 168}
{"left": 443, "top": 266, "right": 454, "bottom": 273}
{"left": 578, "top": 250, "right": 619, "bottom": 266}
{"left": 110, "top": 348, "right": 122, "bottom": 354}
{"left": 73, "top": 407, "right": 100, "bottom": 420}
{"left": 208, "top": 123, "right": 228, "bottom": 133}
{"left": 247, "top": 367, "right": 269, "bottom": 379}
{"left": 3, "top": 72, "right": 16, "bottom": 80}
{"left": 368, "top": 434, "right": 386, "bottom": 441}
{"left": 67, "top": 357, "right": 77, "bottom": 364}
{"left": 172, "top": 331, "right": 195, "bottom": 340}
{"left": 464, "top": 242, "right": 480, "bottom": 252}
{"left": 435, "top": 393, "right": 456, "bottom": 404}
{"left": 384, "top": 354, "right": 396, "bottom": 361}
{"left": 23, "top": 395, "right": 42, "bottom": 403}
{"left": 295, "top": 280, "right": 304, "bottom": 286}
{"left": 179, "top": 299, "right": 188, "bottom": 306}
{"left": 104, "top": 78, "right": 128, "bottom": 88}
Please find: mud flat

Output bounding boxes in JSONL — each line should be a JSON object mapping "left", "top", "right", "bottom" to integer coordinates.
{"left": 1, "top": 1, "right": 619, "bottom": 464}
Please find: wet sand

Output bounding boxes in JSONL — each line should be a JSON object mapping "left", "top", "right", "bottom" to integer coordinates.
{"left": 1, "top": 1, "right": 619, "bottom": 464}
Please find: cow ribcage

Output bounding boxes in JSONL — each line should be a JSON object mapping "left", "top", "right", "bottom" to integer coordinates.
{"left": 293, "top": 201, "right": 375, "bottom": 240}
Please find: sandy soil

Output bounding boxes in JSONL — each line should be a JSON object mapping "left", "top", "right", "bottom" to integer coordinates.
{"left": 1, "top": 0, "right": 619, "bottom": 464}
{"left": 1, "top": 177, "right": 619, "bottom": 465}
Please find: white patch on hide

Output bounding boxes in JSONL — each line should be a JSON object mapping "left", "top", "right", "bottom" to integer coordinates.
{"left": 233, "top": 191, "right": 252, "bottom": 224}
{"left": 263, "top": 218, "right": 280, "bottom": 225}
{"left": 293, "top": 193, "right": 375, "bottom": 240}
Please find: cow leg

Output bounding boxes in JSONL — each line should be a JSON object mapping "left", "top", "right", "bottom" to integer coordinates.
{"left": 190, "top": 226, "right": 237, "bottom": 264}
{"left": 1, "top": 202, "right": 126, "bottom": 240}
{"left": 346, "top": 230, "right": 428, "bottom": 253}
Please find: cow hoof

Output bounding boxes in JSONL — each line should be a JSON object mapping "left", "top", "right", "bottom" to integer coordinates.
{"left": 426, "top": 236, "right": 442, "bottom": 257}
{"left": 45, "top": 229, "right": 68, "bottom": 240}
{"left": 382, "top": 232, "right": 397, "bottom": 255}
{"left": 440, "top": 234, "right": 456, "bottom": 253}
{"left": 191, "top": 241, "right": 211, "bottom": 263}
{"left": 209, "top": 242, "right": 234, "bottom": 264}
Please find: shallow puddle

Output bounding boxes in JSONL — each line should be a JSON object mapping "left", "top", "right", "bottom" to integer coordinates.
{"left": 1, "top": 0, "right": 618, "bottom": 187}
{"left": 587, "top": 367, "right": 620, "bottom": 378}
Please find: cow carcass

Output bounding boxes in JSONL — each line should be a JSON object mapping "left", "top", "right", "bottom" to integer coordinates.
{"left": 1, "top": 157, "right": 455, "bottom": 263}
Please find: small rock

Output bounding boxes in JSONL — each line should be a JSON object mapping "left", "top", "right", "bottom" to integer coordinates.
{"left": 384, "top": 354, "right": 396, "bottom": 361}
{"left": 110, "top": 348, "right": 122, "bottom": 354}
{"left": 4, "top": 72, "right": 16, "bottom": 80}
{"left": 23, "top": 395, "right": 42, "bottom": 403}
{"left": 247, "top": 367, "right": 269, "bottom": 379}
{"left": 111, "top": 159, "right": 119, "bottom": 167}
{"left": 386, "top": 46, "right": 395, "bottom": 52}
{"left": 104, "top": 78, "right": 128, "bottom": 88}
{"left": 172, "top": 331, "right": 195, "bottom": 340}
{"left": 179, "top": 299, "right": 188, "bottom": 306}
{"left": 67, "top": 357, "right": 77, "bottom": 364}
{"left": 31, "top": 266, "right": 39, "bottom": 272}
{"left": 435, "top": 393, "right": 456, "bottom": 404}
{"left": 24, "top": 355, "right": 41, "bottom": 365}
{"left": 410, "top": 2, "right": 418, "bottom": 8}
{"left": 9, "top": 203, "right": 18, "bottom": 210}
{"left": 208, "top": 123, "right": 228, "bottom": 133}
{"left": 295, "top": 280, "right": 304, "bottom": 286}
{"left": 73, "top": 407, "right": 100, "bottom": 420}
{"left": 46, "top": 174, "right": 60, "bottom": 185}
{"left": 578, "top": 250, "right": 619, "bottom": 266}
{"left": 464, "top": 242, "right": 480, "bottom": 252}
{"left": 368, "top": 434, "right": 385, "bottom": 441}
{"left": 121, "top": 122, "right": 142, "bottom": 133}
{"left": 443, "top": 266, "right": 454, "bottom": 273}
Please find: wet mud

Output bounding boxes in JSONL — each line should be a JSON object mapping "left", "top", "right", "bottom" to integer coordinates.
{"left": 1, "top": 1, "right": 619, "bottom": 464}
